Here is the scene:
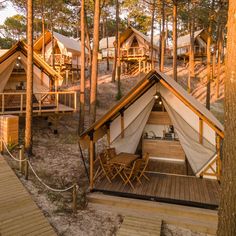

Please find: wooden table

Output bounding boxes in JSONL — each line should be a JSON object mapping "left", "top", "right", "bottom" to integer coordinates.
{"left": 109, "top": 152, "right": 139, "bottom": 180}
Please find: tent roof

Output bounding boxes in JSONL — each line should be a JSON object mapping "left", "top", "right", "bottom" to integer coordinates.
{"left": 0, "top": 41, "right": 63, "bottom": 81}
{"left": 177, "top": 29, "right": 207, "bottom": 48}
{"left": 80, "top": 70, "right": 224, "bottom": 143}
{"left": 99, "top": 36, "right": 116, "bottom": 50}
{"left": 116, "top": 26, "right": 159, "bottom": 50}
{"left": 34, "top": 31, "right": 83, "bottom": 53}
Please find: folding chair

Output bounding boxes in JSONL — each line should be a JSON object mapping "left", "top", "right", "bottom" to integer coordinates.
{"left": 138, "top": 153, "right": 150, "bottom": 182}
{"left": 122, "top": 159, "right": 144, "bottom": 190}
{"left": 105, "top": 147, "right": 117, "bottom": 161}
{"left": 98, "top": 152, "right": 115, "bottom": 183}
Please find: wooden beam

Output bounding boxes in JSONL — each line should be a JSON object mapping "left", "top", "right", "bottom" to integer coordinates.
{"left": 159, "top": 78, "right": 224, "bottom": 138}
{"left": 89, "top": 132, "right": 94, "bottom": 190}
{"left": 199, "top": 118, "right": 203, "bottom": 144}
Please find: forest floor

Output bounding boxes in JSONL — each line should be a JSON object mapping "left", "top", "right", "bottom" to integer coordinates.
{"left": 4, "top": 61, "right": 222, "bottom": 236}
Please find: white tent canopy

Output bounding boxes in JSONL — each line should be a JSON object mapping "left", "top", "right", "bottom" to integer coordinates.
{"left": 80, "top": 71, "right": 223, "bottom": 177}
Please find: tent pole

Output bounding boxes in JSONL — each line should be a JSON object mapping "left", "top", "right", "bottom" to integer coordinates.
{"left": 120, "top": 110, "right": 125, "bottom": 138}
{"left": 199, "top": 118, "right": 203, "bottom": 144}
{"left": 216, "top": 134, "right": 221, "bottom": 180}
{"left": 106, "top": 122, "right": 111, "bottom": 147}
{"left": 89, "top": 132, "right": 94, "bottom": 190}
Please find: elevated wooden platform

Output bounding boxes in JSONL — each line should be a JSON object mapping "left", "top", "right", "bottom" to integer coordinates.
{"left": 0, "top": 156, "right": 56, "bottom": 235}
{"left": 94, "top": 172, "right": 220, "bottom": 209}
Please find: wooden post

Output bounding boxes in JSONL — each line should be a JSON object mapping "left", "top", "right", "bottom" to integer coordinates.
{"left": 72, "top": 184, "right": 78, "bottom": 213}
{"left": 139, "top": 59, "right": 141, "bottom": 72}
{"left": 66, "top": 70, "right": 69, "bottom": 86}
{"left": 20, "top": 94, "right": 23, "bottom": 114}
{"left": 0, "top": 139, "right": 3, "bottom": 154}
{"left": 199, "top": 118, "right": 203, "bottom": 144}
{"left": 19, "top": 145, "right": 24, "bottom": 173}
{"left": 216, "top": 134, "right": 221, "bottom": 180}
{"left": 2, "top": 94, "right": 4, "bottom": 114}
{"left": 74, "top": 92, "right": 77, "bottom": 112}
{"left": 89, "top": 132, "right": 94, "bottom": 190}
{"left": 25, "top": 154, "right": 29, "bottom": 180}
{"left": 120, "top": 110, "right": 124, "bottom": 138}
{"left": 106, "top": 122, "right": 111, "bottom": 147}
{"left": 56, "top": 92, "right": 59, "bottom": 112}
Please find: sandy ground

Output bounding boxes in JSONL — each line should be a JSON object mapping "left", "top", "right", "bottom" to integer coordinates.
{"left": 3, "top": 61, "right": 222, "bottom": 235}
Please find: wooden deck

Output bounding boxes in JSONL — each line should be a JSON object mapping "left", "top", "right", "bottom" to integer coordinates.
{"left": 94, "top": 172, "right": 220, "bottom": 209}
{"left": 117, "top": 215, "right": 162, "bottom": 236}
{"left": 0, "top": 157, "right": 56, "bottom": 236}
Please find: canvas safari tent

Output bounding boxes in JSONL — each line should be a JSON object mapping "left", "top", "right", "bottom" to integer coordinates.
{"left": 0, "top": 41, "right": 77, "bottom": 115}
{"left": 99, "top": 36, "right": 115, "bottom": 59}
{"left": 172, "top": 29, "right": 208, "bottom": 58}
{"left": 34, "top": 31, "right": 88, "bottom": 71}
{"left": 79, "top": 71, "right": 224, "bottom": 205}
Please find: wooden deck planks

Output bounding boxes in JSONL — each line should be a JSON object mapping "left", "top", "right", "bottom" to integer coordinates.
{"left": 95, "top": 172, "right": 220, "bottom": 208}
{"left": 117, "top": 215, "right": 162, "bottom": 236}
{"left": 0, "top": 157, "right": 56, "bottom": 236}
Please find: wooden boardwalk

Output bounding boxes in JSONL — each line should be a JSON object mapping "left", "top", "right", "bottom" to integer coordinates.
{"left": 95, "top": 172, "right": 220, "bottom": 208}
{"left": 0, "top": 157, "right": 56, "bottom": 236}
{"left": 117, "top": 216, "right": 162, "bottom": 236}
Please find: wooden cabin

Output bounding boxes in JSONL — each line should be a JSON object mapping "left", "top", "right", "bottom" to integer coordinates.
{"left": 0, "top": 41, "right": 77, "bottom": 116}
{"left": 116, "top": 27, "right": 159, "bottom": 75}
{"left": 99, "top": 36, "right": 115, "bottom": 59}
{"left": 79, "top": 70, "right": 224, "bottom": 208}
{"left": 34, "top": 31, "right": 88, "bottom": 83}
{"left": 172, "top": 29, "right": 208, "bottom": 60}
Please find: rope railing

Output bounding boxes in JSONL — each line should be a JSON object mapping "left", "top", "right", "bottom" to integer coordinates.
{"left": 0, "top": 138, "right": 78, "bottom": 213}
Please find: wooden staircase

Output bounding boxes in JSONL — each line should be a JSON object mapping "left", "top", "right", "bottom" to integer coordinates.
{"left": 117, "top": 215, "right": 162, "bottom": 236}
{"left": 88, "top": 192, "right": 218, "bottom": 235}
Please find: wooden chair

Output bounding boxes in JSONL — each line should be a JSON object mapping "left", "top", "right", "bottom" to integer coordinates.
{"left": 138, "top": 153, "right": 150, "bottom": 182}
{"left": 122, "top": 159, "right": 144, "bottom": 190}
{"left": 98, "top": 152, "right": 115, "bottom": 183}
{"left": 105, "top": 147, "right": 116, "bottom": 161}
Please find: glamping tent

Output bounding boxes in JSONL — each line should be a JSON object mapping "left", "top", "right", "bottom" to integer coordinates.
{"left": 0, "top": 41, "right": 63, "bottom": 94}
{"left": 34, "top": 31, "right": 88, "bottom": 71}
{"left": 0, "top": 41, "right": 76, "bottom": 115}
{"left": 79, "top": 70, "right": 224, "bottom": 191}
{"left": 171, "top": 29, "right": 208, "bottom": 58}
{"left": 115, "top": 26, "right": 159, "bottom": 74}
{"left": 99, "top": 36, "right": 115, "bottom": 59}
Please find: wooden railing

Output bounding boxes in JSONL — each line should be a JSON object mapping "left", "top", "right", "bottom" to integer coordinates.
{"left": 0, "top": 91, "right": 77, "bottom": 115}
{"left": 121, "top": 47, "right": 147, "bottom": 58}
{"left": 39, "top": 54, "right": 72, "bottom": 65}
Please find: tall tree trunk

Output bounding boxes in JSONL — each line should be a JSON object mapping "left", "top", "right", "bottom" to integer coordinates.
{"left": 89, "top": 0, "right": 100, "bottom": 124}
{"left": 158, "top": 19, "right": 162, "bottom": 71}
{"left": 79, "top": 0, "right": 85, "bottom": 134}
{"left": 112, "top": 14, "right": 118, "bottom": 83}
{"left": 85, "top": 14, "right": 92, "bottom": 82}
{"left": 116, "top": 0, "right": 121, "bottom": 99}
{"left": 160, "top": 0, "right": 165, "bottom": 72}
{"left": 217, "top": 0, "right": 236, "bottom": 234}
{"left": 50, "top": 6, "right": 55, "bottom": 70}
{"left": 41, "top": 0, "right": 45, "bottom": 61}
{"left": 173, "top": 0, "right": 178, "bottom": 81}
{"left": 206, "top": 0, "right": 215, "bottom": 110}
{"left": 216, "top": 24, "right": 223, "bottom": 99}
{"left": 25, "top": 0, "right": 33, "bottom": 155}
{"left": 106, "top": 17, "right": 110, "bottom": 71}
{"left": 150, "top": 0, "right": 155, "bottom": 69}
{"left": 188, "top": 1, "right": 195, "bottom": 93}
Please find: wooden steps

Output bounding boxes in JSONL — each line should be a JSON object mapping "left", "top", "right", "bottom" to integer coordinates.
{"left": 0, "top": 156, "right": 56, "bottom": 236}
{"left": 88, "top": 192, "right": 218, "bottom": 235}
{"left": 117, "top": 216, "right": 162, "bottom": 236}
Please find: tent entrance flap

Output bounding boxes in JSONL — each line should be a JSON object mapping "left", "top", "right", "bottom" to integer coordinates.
{"left": 111, "top": 99, "right": 155, "bottom": 154}
{"left": 162, "top": 99, "right": 215, "bottom": 174}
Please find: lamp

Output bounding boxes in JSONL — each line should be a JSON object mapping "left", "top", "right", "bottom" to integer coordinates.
{"left": 154, "top": 91, "right": 161, "bottom": 100}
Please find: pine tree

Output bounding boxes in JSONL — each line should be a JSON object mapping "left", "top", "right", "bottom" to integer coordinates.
{"left": 25, "top": 0, "right": 33, "bottom": 155}
{"left": 217, "top": 0, "right": 236, "bottom": 234}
